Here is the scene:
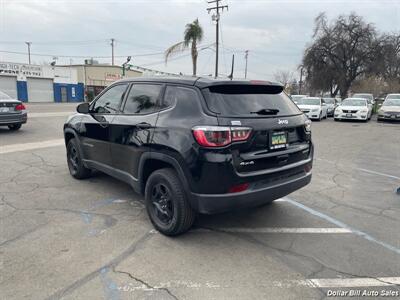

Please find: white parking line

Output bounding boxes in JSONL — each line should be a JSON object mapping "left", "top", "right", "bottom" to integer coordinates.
{"left": 196, "top": 227, "right": 352, "bottom": 234}
{"left": 315, "top": 158, "right": 400, "bottom": 180}
{"left": 284, "top": 198, "right": 400, "bottom": 256}
{"left": 357, "top": 168, "right": 400, "bottom": 180}
{"left": 0, "top": 139, "right": 64, "bottom": 154}
{"left": 116, "top": 276, "right": 400, "bottom": 292}
{"left": 304, "top": 277, "right": 400, "bottom": 288}
{"left": 29, "top": 112, "right": 73, "bottom": 118}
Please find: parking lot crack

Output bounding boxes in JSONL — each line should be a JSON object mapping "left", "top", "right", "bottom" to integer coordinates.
{"left": 113, "top": 267, "right": 179, "bottom": 300}
{"left": 200, "top": 227, "right": 400, "bottom": 290}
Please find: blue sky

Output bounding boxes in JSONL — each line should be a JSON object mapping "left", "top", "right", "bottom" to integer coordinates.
{"left": 0, "top": 0, "right": 399, "bottom": 80}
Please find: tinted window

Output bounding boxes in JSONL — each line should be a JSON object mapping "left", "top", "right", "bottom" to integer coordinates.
{"left": 203, "top": 85, "right": 301, "bottom": 117}
{"left": 92, "top": 84, "right": 128, "bottom": 114}
{"left": 162, "top": 86, "right": 196, "bottom": 108}
{"left": 123, "top": 84, "right": 162, "bottom": 114}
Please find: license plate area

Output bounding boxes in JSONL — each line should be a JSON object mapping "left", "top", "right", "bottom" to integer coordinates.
{"left": 0, "top": 107, "right": 10, "bottom": 113}
{"left": 346, "top": 113, "right": 352, "bottom": 118}
{"left": 270, "top": 131, "right": 288, "bottom": 150}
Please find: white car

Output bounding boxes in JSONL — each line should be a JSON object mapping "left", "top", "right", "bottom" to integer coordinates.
{"left": 384, "top": 94, "right": 400, "bottom": 101}
{"left": 334, "top": 98, "right": 372, "bottom": 121}
{"left": 377, "top": 98, "right": 400, "bottom": 121}
{"left": 296, "top": 97, "right": 328, "bottom": 120}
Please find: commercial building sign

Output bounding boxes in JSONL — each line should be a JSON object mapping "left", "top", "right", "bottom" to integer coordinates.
{"left": 0, "top": 62, "right": 43, "bottom": 78}
{"left": 105, "top": 73, "right": 122, "bottom": 81}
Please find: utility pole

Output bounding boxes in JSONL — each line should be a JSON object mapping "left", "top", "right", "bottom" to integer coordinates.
{"left": 207, "top": 0, "right": 228, "bottom": 79}
{"left": 244, "top": 50, "right": 249, "bottom": 79}
{"left": 110, "top": 38, "right": 115, "bottom": 65}
{"left": 25, "top": 42, "right": 32, "bottom": 64}
{"left": 299, "top": 65, "right": 304, "bottom": 94}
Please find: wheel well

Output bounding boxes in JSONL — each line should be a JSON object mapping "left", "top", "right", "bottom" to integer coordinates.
{"left": 141, "top": 159, "right": 174, "bottom": 192}
{"left": 64, "top": 132, "right": 75, "bottom": 146}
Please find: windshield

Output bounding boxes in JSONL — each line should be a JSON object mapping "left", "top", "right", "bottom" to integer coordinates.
{"left": 353, "top": 93, "right": 373, "bottom": 101}
{"left": 386, "top": 94, "right": 400, "bottom": 100}
{"left": 203, "top": 85, "right": 301, "bottom": 117}
{"left": 297, "top": 98, "right": 321, "bottom": 105}
{"left": 323, "top": 98, "right": 334, "bottom": 104}
{"left": 0, "top": 91, "right": 11, "bottom": 100}
{"left": 341, "top": 98, "right": 367, "bottom": 106}
{"left": 382, "top": 99, "right": 400, "bottom": 106}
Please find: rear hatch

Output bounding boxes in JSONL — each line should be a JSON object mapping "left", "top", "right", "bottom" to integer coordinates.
{"left": 201, "top": 83, "right": 311, "bottom": 175}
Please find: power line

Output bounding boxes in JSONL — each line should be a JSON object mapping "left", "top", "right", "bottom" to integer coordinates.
{"left": 0, "top": 49, "right": 166, "bottom": 58}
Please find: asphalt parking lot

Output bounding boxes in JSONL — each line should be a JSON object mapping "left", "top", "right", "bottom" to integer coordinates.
{"left": 1, "top": 103, "right": 400, "bottom": 300}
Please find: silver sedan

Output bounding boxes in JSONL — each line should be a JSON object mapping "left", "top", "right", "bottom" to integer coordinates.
{"left": 0, "top": 90, "right": 27, "bottom": 131}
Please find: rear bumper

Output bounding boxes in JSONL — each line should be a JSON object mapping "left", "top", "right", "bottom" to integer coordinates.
{"left": 377, "top": 114, "right": 400, "bottom": 121}
{"left": 0, "top": 112, "right": 27, "bottom": 125}
{"left": 190, "top": 170, "right": 312, "bottom": 214}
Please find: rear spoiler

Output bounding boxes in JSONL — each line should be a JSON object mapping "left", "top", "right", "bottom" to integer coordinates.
{"left": 207, "top": 84, "right": 284, "bottom": 95}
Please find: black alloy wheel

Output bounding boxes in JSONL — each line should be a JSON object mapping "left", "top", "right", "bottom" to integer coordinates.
{"left": 66, "top": 139, "right": 91, "bottom": 179}
{"left": 145, "top": 168, "right": 195, "bottom": 236}
{"left": 151, "top": 183, "right": 174, "bottom": 226}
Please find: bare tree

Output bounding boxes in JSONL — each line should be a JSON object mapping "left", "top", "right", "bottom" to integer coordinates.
{"left": 273, "top": 70, "right": 294, "bottom": 89}
{"left": 302, "top": 13, "right": 378, "bottom": 98}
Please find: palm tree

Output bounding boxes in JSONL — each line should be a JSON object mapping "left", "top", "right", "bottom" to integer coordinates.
{"left": 165, "top": 19, "right": 203, "bottom": 76}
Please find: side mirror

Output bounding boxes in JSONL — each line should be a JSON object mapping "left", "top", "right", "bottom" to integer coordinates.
{"left": 77, "top": 102, "right": 90, "bottom": 114}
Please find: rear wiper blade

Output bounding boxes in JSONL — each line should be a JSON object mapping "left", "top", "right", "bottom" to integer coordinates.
{"left": 250, "top": 108, "right": 280, "bottom": 115}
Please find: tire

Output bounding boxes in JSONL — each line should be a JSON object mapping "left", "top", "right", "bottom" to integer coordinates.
{"left": 8, "top": 124, "right": 21, "bottom": 131}
{"left": 66, "top": 138, "right": 92, "bottom": 179}
{"left": 318, "top": 112, "right": 322, "bottom": 121}
{"left": 334, "top": 118, "right": 339, "bottom": 122}
{"left": 145, "top": 168, "right": 196, "bottom": 236}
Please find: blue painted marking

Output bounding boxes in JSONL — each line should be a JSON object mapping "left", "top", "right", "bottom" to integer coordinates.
{"left": 285, "top": 197, "right": 400, "bottom": 256}
{"left": 100, "top": 267, "right": 120, "bottom": 300}
{"left": 80, "top": 212, "right": 93, "bottom": 224}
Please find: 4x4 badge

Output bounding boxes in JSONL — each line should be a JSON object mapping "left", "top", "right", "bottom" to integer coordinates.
{"left": 278, "top": 119, "right": 289, "bottom": 125}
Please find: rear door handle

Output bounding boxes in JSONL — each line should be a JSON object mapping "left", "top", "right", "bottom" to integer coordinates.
{"left": 136, "top": 122, "right": 151, "bottom": 129}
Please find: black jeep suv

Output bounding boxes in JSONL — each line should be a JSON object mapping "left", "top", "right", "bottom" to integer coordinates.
{"left": 64, "top": 77, "right": 313, "bottom": 235}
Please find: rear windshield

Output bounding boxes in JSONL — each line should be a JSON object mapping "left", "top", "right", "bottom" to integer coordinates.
{"left": 203, "top": 85, "right": 301, "bottom": 117}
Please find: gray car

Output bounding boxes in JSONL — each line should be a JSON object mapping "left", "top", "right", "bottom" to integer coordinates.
{"left": 0, "top": 91, "right": 27, "bottom": 131}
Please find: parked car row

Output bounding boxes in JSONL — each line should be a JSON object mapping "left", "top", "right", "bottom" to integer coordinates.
{"left": 290, "top": 93, "right": 400, "bottom": 123}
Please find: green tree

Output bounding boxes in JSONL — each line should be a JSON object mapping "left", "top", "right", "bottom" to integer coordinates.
{"left": 165, "top": 19, "right": 203, "bottom": 76}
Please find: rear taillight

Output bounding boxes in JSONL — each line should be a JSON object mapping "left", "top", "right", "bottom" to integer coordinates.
{"left": 228, "top": 183, "right": 249, "bottom": 193}
{"left": 15, "top": 104, "right": 26, "bottom": 111}
{"left": 192, "top": 126, "right": 252, "bottom": 147}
